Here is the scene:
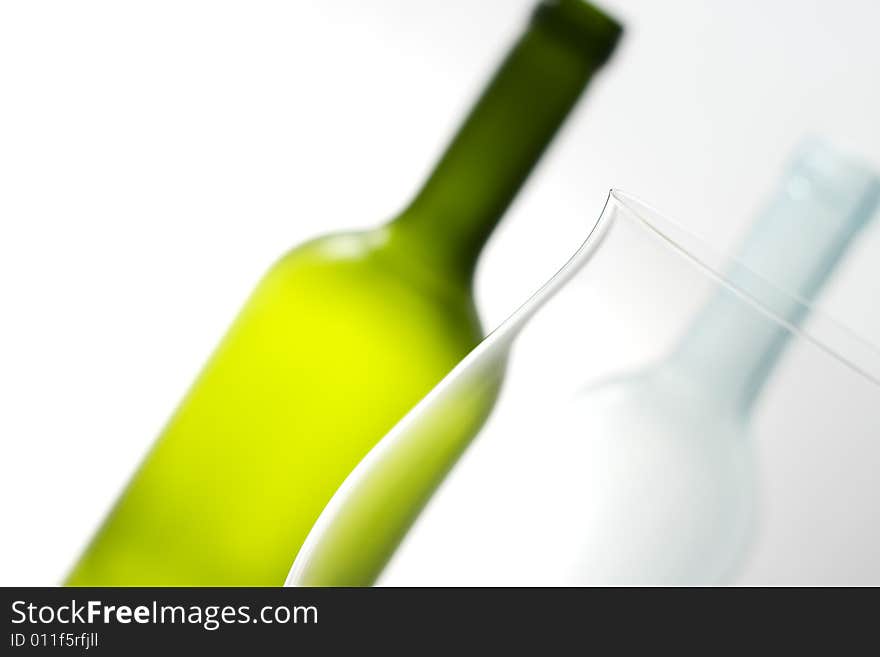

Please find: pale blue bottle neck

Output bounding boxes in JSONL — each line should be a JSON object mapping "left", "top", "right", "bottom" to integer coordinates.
{"left": 669, "top": 140, "right": 880, "bottom": 417}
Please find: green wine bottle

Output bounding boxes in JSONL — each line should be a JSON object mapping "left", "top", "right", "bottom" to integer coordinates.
{"left": 66, "top": 0, "right": 622, "bottom": 586}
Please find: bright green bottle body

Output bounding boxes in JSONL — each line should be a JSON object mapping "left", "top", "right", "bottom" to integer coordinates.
{"left": 67, "top": 0, "right": 621, "bottom": 585}
{"left": 68, "top": 229, "right": 481, "bottom": 585}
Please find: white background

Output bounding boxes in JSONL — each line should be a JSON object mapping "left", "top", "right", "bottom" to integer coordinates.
{"left": 1, "top": 0, "right": 879, "bottom": 585}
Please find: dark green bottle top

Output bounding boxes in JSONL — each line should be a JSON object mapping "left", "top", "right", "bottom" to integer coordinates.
{"left": 532, "top": 0, "right": 623, "bottom": 64}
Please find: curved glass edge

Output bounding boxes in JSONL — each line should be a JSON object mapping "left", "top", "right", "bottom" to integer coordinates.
{"left": 610, "top": 189, "right": 880, "bottom": 386}
{"left": 286, "top": 188, "right": 880, "bottom": 587}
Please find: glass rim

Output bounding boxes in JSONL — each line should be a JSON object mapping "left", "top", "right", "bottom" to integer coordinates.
{"left": 482, "top": 188, "right": 880, "bottom": 386}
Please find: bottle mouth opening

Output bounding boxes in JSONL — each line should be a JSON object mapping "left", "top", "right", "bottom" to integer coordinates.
{"left": 531, "top": 0, "right": 623, "bottom": 65}
{"left": 608, "top": 189, "right": 880, "bottom": 386}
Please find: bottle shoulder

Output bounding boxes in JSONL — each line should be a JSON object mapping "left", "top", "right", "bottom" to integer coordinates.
{"left": 264, "top": 228, "right": 482, "bottom": 337}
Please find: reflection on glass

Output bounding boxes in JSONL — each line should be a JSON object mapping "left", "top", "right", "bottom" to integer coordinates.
{"left": 288, "top": 141, "right": 880, "bottom": 586}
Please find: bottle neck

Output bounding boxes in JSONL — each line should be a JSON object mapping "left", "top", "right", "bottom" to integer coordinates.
{"left": 670, "top": 141, "right": 880, "bottom": 416}
{"left": 392, "top": 1, "right": 621, "bottom": 281}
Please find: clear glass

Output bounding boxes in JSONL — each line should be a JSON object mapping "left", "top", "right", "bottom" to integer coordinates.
{"left": 288, "top": 141, "right": 880, "bottom": 586}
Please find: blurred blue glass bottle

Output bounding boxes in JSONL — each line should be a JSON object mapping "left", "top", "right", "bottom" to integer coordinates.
{"left": 565, "top": 139, "right": 880, "bottom": 584}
